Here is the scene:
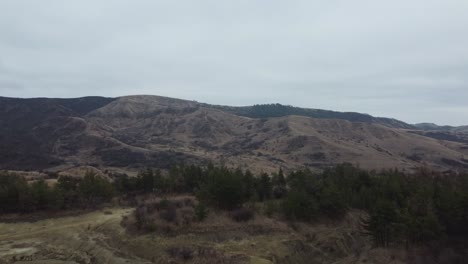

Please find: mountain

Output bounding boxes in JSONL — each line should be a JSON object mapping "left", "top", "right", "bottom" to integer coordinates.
{"left": 0, "top": 96, "right": 116, "bottom": 170}
{"left": 414, "top": 123, "right": 468, "bottom": 132}
{"left": 412, "top": 123, "right": 468, "bottom": 145}
{"left": 1, "top": 95, "right": 468, "bottom": 174}
{"left": 206, "top": 103, "right": 414, "bottom": 129}
{"left": 414, "top": 123, "right": 456, "bottom": 131}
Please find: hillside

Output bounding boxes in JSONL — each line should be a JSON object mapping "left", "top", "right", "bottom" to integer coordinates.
{"left": 1, "top": 95, "right": 468, "bottom": 174}
{"left": 414, "top": 123, "right": 468, "bottom": 132}
{"left": 206, "top": 103, "right": 413, "bottom": 129}
{"left": 0, "top": 96, "right": 116, "bottom": 170}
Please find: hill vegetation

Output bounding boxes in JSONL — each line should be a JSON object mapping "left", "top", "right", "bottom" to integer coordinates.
{"left": 209, "top": 103, "right": 413, "bottom": 128}
{"left": 2, "top": 163, "right": 468, "bottom": 251}
{"left": 1, "top": 95, "right": 468, "bottom": 173}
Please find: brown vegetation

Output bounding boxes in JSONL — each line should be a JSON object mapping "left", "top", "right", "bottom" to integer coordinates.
{"left": 2, "top": 95, "right": 468, "bottom": 175}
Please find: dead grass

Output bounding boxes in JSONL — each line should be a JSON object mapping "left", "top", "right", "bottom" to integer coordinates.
{"left": 26, "top": 95, "right": 468, "bottom": 176}
{"left": 0, "top": 196, "right": 420, "bottom": 264}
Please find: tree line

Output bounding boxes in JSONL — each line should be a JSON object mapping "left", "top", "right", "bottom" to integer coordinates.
{"left": 0, "top": 172, "right": 114, "bottom": 213}
{"left": 1, "top": 163, "right": 468, "bottom": 247}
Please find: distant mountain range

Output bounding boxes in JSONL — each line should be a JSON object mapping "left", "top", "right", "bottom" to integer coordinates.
{"left": 1, "top": 95, "right": 467, "bottom": 175}
{"left": 414, "top": 123, "right": 468, "bottom": 132}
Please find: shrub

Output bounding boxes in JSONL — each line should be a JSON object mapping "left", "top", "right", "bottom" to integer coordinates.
{"left": 174, "top": 200, "right": 183, "bottom": 208}
{"left": 180, "top": 208, "right": 195, "bottom": 225}
{"left": 134, "top": 205, "right": 148, "bottom": 230}
{"left": 144, "top": 223, "right": 157, "bottom": 232}
{"left": 272, "top": 185, "right": 287, "bottom": 199}
{"left": 195, "top": 202, "right": 209, "bottom": 222}
{"left": 159, "top": 198, "right": 170, "bottom": 209}
{"left": 264, "top": 200, "right": 278, "bottom": 218}
{"left": 230, "top": 207, "right": 255, "bottom": 222}
{"left": 184, "top": 198, "right": 195, "bottom": 207}
{"left": 159, "top": 205, "right": 177, "bottom": 223}
{"left": 167, "top": 247, "right": 194, "bottom": 260}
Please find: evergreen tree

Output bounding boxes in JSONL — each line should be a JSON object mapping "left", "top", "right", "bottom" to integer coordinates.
{"left": 363, "top": 200, "right": 402, "bottom": 247}
{"left": 282, "top": 190, "right": 318, "bottom": 221}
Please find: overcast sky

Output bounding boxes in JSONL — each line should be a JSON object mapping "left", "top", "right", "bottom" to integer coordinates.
{"left": 0, "top": 1, "right": 467, "bottom": 125}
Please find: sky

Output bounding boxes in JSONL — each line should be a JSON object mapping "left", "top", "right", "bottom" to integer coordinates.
{"left": 0, "top": 1, "right": 467, "bottom": 125}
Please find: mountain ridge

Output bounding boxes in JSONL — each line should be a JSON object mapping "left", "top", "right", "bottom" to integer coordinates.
{"left": 1, "top": 95, "right": 468, "bottom": 174}
{"left": 2, "top": 94, "right": 464, "bottom": 129}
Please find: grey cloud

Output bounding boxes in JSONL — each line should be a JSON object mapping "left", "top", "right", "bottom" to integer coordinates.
{"left": 0, "top": 0, "right": 467, "bottom": 125}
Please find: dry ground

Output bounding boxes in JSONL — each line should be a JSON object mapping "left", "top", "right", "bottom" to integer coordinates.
{"left": 0, "top": 199, "right": 409, "bottom": 264}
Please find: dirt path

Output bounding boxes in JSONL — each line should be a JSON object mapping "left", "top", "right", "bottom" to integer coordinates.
{"left": 0, "top": 208, "right": 151, "bottom": 264}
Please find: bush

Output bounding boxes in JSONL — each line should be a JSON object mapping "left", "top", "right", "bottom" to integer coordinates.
{"left": 230, "top": 207, "right": 255, "bottom": 222}
{"left": 264, "top": 200, "right": 278, "bottom": 218}
{"left": 173, "top": 200, "right": 183, "bottom": 208}
{"left": 180, "top": 208, "right": 195, "bottom": 225}
{"left": 167, "top": 247, "right": 194, "bottom": 260}
{"left": 195, "top": 202, "right": 209, "bottom": 222}
{"left": 159, "top": 198, "right": 170, "bottom": 210}
{"left": 134, "top": 205, "right": 148, "bottom": 230}
{"left": 144, "top": 222, "right": 157, "bottom": 232}
{"left": 272, "top": 185, "right": 287, "bottom": 199}
{"left": 159, "top": 205, "right": 177, "bottom": 223}
{"left": 184, "top": 198, "right": 195, "bottom": 207}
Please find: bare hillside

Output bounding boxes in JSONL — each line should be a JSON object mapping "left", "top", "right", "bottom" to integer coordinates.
{"left": 1, "top": 95, "right": 468, "bottom": 174}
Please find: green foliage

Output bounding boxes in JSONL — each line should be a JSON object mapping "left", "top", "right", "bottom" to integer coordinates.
{"left": 0, "top": 171, "right": 115, "bottom": 213}
{"left": 79, "top": 172, "right": 114, "bottom": 205}
{"left": 139, "top": 168, "right": 155, "bottom": 192}
{"left": 159, "top": 198, "right": 170, "bottom": 209}
{"left": 197, "top": 167, "right": 246, "bottom": 210}
{"left": 362, "top": 200, "right": 402, "bottom": 247}
{"left": 0, "top": 172, "right": 33, "bottom": 213}
{"left": 123, "top": 162, "right": 468, "bottom": 248}
{"left": 222, "top": 103, "right": 379, "bottom": 124}
{"left": 264, "top": 200, "right": 279, "bottom": 218}
{"left": 403, "top": 209, "right": 444, "bottom": 244}
{"left": 242, "top": 169, "right": 255, "bottom": 201}
{"left": 30, "top": 180, "right": 52, "bottom": 211}
{"left": 318, "top": 180, "right": 347, "bottom": 218}
{"left": 282, "top": 190, "right": 318, "bottom": 221}
{"left": 56, "top": 176, "right": 81, "bottom": 209}
{"left": 272, "top": 168, "right": 286, "bottom": 186}
{"left": 255, "top": 173, "right": 272, "bottom": 201}
{"left": 113, "top": 173, "right": 137, "bottom": 194}
{"left": 194, "top": 202, "right": 209, "bottom": 222}
{"left": 230, "top": 207, "right": 255, "bottom": 222}
{"left": 2, "top": 162, "right": 468, "bottom": 250}
{"left": 46, "top": 186, "right": 65, "bottom": 211}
